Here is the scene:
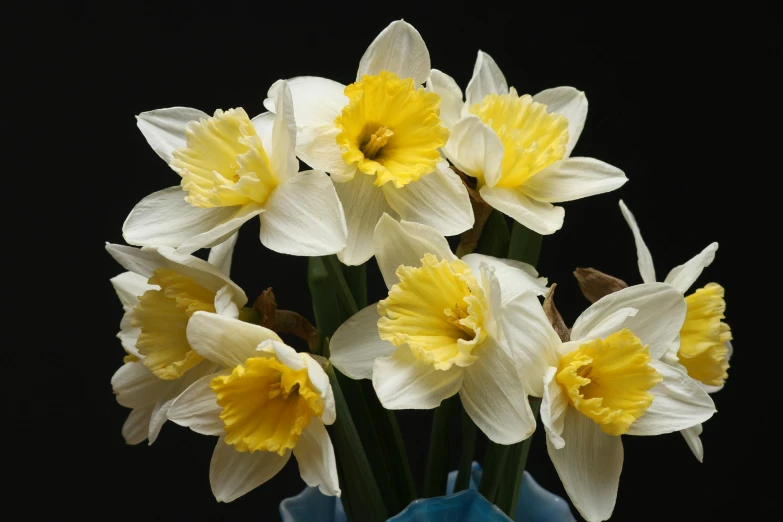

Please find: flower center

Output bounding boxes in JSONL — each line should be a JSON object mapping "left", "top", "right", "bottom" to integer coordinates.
{"left": 211, "top": 356, "right": 324, "bottom": 455}
{"left": 556, "top": 329, "right": 662, "bottom": 436}
{"left": 678, "top": 283, "right": 732, "bottom": 387}
{"left": 334, "top": 71, "right": 449, "bottom": 188}
{"left": 377, "top": 254, "right": 488, "bottom": 370}
{"left": 171, "top": 108, "right": 279, "bottom": 208}
{"left": 469, "top": 89, "right": 569, "bottom": 188}
{"left": 131, "top": 268, "right": 215, "bottom": 380}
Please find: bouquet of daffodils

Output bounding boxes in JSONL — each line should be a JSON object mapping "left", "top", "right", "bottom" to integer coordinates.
{"left": 107, "top": 21, "right": 731, "bottom": 522}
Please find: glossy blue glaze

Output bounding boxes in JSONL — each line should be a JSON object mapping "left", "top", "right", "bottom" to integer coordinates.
{"left": 387, "top": 489, "right": 512, "bottom": 521}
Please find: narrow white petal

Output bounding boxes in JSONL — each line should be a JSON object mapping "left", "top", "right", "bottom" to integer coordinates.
{"left": 532, "top": 87, "right": 587, "bottom": 158}
{"left": 110, "top": 271, "right": 153, "bottom": 309}
{"left": 443, "top": 115, "right": 504, "bottom": 187}
{"left": 477, "top": 264, "right": 502, "bottom": 341}
{"left": 267, "top": 81, "right": 299, "bottom": 179}
{"left": 186, "top": 312, "right": 282, "bottom": 368}
{"left": 207, "top": 232, "right": 238, "bottom": 276}
{"left": 251, "top": 112, "right": 275, "bottom": 153}
{"left": 168, "top": 371, "right": 227, "bottom": 436}
{"left": 626, "top": 360, "right": 716, "bottom": 436}
{"left": 522, "top": 158, "right": 627, "bottom": 203}
{"left": 547, "top": 409, "right": 623, "bottom": 522}
{"left": 266, "top": 77, "right": 347, "bottom": 128}
{"left": 465, "top": 51, "right": 508, "bottom": 107}
{"left": 382, "top": 161, "right": 474, "bottom": 237}
{"left": 210, "top": 437, "right": 291, "bottom": 502}
{"left": 293, "top": 421, "right": 341, "bottom": 496}
{"left": 541, "top": 366, "right": 567, "bottom": 449}
{"left": 136, "top": 107, "right": 209, "bottom": 163}
{"left": 117, "top": 313, "right": 142, "bottom": 357}
{"left": 296, "top": 124, "right": 357, "bottom": 179}
{"left": 334, "top": 172, "right": 396, "bottom": 265}
{"left": 460, "top": 337, "right": 536, "bottom": 444}
{"left": 372, "top": 347, "right": 463, "bottom": 409}
{"left": 581, "top": 307, "right": 638, "bottom": 340}
{"left": 664, "top": 242, "right": 719, "bottom": 294}
{"left": 373, "top": 214, "right": 455, "bottom": 288}
{"left": 479, "top": 186, "right": 565, "bottom": 235}
{"left": 357, "top": 20, "right": 430, "bottom": 84}
{"left": 571, "top": 283, "right": 686, "bottom": 360}
{"left": 106, "top": 243, "right": 247, "bottom": 305}
{"left": 681, "top": 424, "right": 704, "bottom": 462}
{"left": 462, "top": 254, "right": 547, "bottom": 305}
{"left": 501, "top": 293, "right": 561, "bottom": 397}
{"left": 260, "top": 170, "right": 347, "bottom": 256}
{"left": 619, "top": 200, "right": 657, "bottom": 284}
{"left": 111, "top": 362, "right": 175, "bottom": 409}
{"left": 177, "top": 204, "right": 265, "bottom": 255}
{"left": 330, "top": 304, "right": 396, "bottom": 379}
{"left": 122, "top": 405, "right": 155, "bottom": 445}
{"left": 426, "top": 69, "right": 464, "bottom": 129}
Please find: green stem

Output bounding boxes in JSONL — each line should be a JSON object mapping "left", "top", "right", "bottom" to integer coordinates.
{"left": 323, "top": 255, "right": 358, "bottom": 316}
{"left": 507, "top": 221, "right": 542, "bottom": 266}
{"left": 307, "top": 257, "right": 343, "bottom": 349}
{"left": 478, "top": 441, "right": 511, "bottom": 504}
{"left": 495, "top": 399, "right": 542, "bottom": 516}
{"left": 474, "top": 209, "right": 510, "bottom": 258}
{"left": 423, "top": 396, "right": 458, "bottom": 497}
{"left": 340, "top": 263, "right": 367, "bottom": 310}
{"left": 453, "top": 406, "right": 477, "bottom": 492}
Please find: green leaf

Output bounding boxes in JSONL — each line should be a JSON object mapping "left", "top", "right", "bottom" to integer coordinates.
{"left": 507, "top": 220, "right": 542, "bottom": 266}
{"left": 478, "top": 441, "right": 511, "bottom": 503}
{"left": 307, "top": 257, "right": 343, "bottom": 348}
{"left": 474, "top": 210, "right": 510, "bottom": 258}
{"left": 423, "top": 395, "right": 458, "bottom": 497}
{"left": 341, "top": 262, "right": 368, "bottom": 310}
{"left": 453, "top": 405, "right": 477, "bottom": 492}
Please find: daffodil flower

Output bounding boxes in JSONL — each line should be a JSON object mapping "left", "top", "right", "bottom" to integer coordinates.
{"left": 264, "top": 20, "right": 474, "bottom": 265}
{"left": 329, "top": 215, "right": 547, "bottom": 444}
{"left": 430, "top": 51, "right": 627, "bottom": 235}
{"left": 167, "top": 313, "right": 339, "bottom": 502}
{"left": 509, "top": 283, "right": 716, "bottom": 522}
{"left": 107, "top": 236, "right": 244, "bottom": 444}
{"left": 620, "top": 200, "right": 731, "bottom": 461}
{"left": 124, "top": 81, "right": 347, "bottom": 256}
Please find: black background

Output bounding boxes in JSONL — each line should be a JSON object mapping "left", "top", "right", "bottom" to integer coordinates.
{"left": 16, "top": 2, "right": 773, "bottom": 520}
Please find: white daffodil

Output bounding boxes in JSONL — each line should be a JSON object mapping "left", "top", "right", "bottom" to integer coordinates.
{"left": 123, "top": 81, "right": 347, "bottom": 256}
{"left": 107, "top": 236, "right": 245, "bottom": 444}
{"left": 430, "top": 51, "right": 627, "bottom": 235}
{"left": 620, "top": 200, "right": 731, "bottom": 461}
{"left": 166, "top": 313, "right": 339, "bottom": 502}
{"left": 508, "top": 283, "right": 716, "bottom": 522}
{"left": 329, "top": 214, "right": 547, "bottom": 444}
{"left": 264, "top": 20, "right": 473, "bottom": 265}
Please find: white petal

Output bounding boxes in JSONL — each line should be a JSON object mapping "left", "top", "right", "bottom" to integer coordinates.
{"left": 581, "top": 307, "right": 638, "bottom": 340}
{"left": 167, "top": 371, "right": 227, "bottom": 436}
{"left": 122, "top": 187, "right": 262, "bottom": 252}
{"left": 106, "top": 243, "right": 247, "bottom": 305}
{"left": 522, "top": 158, "right": 627, "bottom": 203}
{"left": 186, "top": 312, "right": 282, "bottom": 367}
{"left": 136, "top": 107, "right": 209, "bottom": 163}
{"left": 334, "top": 172, "right": 396, "bottom": 265}
{"left": 619, "top": 200, "right": 657, "bottom": 284}
{"left": 210, "top": 437, "right": 291, "bottom": 502}
{"left": 443, "top": 115, "right": 503, "bottom": 187}
{"left": 460, "top": 337, "right": 536, "bottom": 444}
{"left": 501, "top": 292, "right": 561, "bottom": 397}
{"left": 122, "top": 405, "right": 155, "bottom": 445}
{"left": 426, "top": 69, "right": 464, "bottom": 129}
{"left": 259, "top": 339, "right": 306, "bottom": 371}
{"left": 663, "top": 242, "right": 719, "bottom": 294}
{"left": 541, "top": 367, "right": 567, "bottom": 449}
{"left": 110, "top": 271, "right": 153, "bottom": 309}
{"left": 548, "top": 409, "right": 623, "bottom": 522}
{"left": 251, "top": 112, "right": 275, "bottom": 152}
{"left": 266, "top": 77, "right": 347, "bottom": 128}
{"left": 302, "top": 354, "right": 335, "bottom": 424}
{"left": 214, "top": 285, "right": 240, "bottom": 319}
{"left": 372, "top": 347, "right": 463, "bottom": 409}
{"left": 111, "top": 362, "right": 175, "bottom": 409}
{"left": 117, "top": 313, "right": 142, "bottom": 358}
{"left": 330, "top": 304, "right": 396, "bottom": 379}
{"left": 479, "top": 185, "right": 564, "bottom": 235}
{"left": 571, "top": 283, "right": 686, "bottom": 360}
{"left": 477, "top": 263, "right": 503, "bottom": 341}
{"left": 293, "top": 421, "right": 341, "bottom": 496}
{"left": 462, "top": 254, "right": 547, "bottom": 305}
{"left": 267, "top": 81, "right": 299, "bottom": 179}
{"left": 626, "top": 360, "right": 716, "bottom": 436}
{"left": 260, "top": 170, "right": 347, "bottom": 256}
{"left": 681, "top": 424, "right": 704, "bottom": 462}
{"left": 532, "top": 87, "right": 587, "bottom": 158}
{"left": 207, "top": 232, "right": 238, "bottom": 276}
{"left": 382, "top": 161, "right": 474, "bottom": 237}
{"left": 465, "top": 51, "right": 508, "bottom": 107}
{"left": 373, "top": 214, "right": 455, "bottom": 288}
{"left": 357, "top": 20, "right": 430, "bottom": 84}
{"left": 296, "top": 124, "right": 357, "bottom": 180}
